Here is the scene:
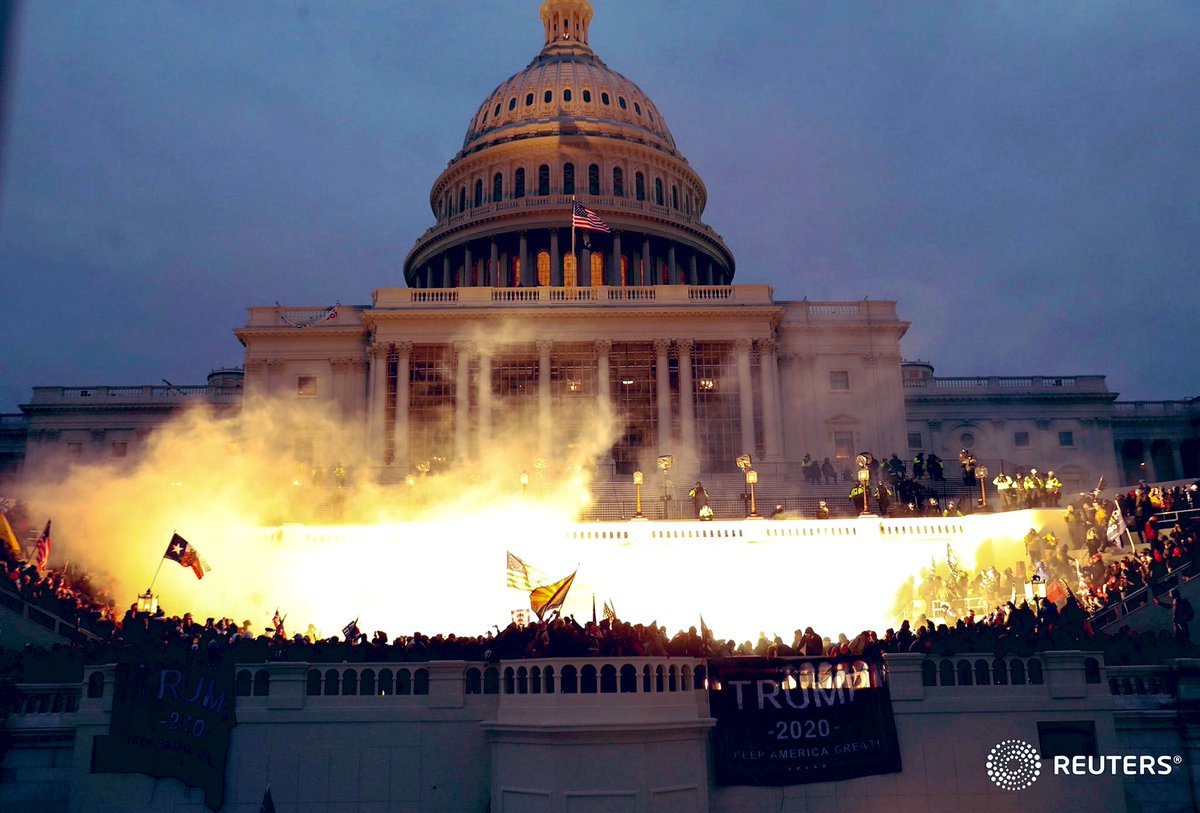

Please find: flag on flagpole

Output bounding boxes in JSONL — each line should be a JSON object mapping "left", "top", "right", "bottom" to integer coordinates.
{"left": 530, "top": 569, "right": 577, "bottom": 621}
{"left": 33, "top": 519, "right": 51, "bottom": 572}
{"left": 602, "top": 599, "right": 617, "bottom": 622}
{"left": 163, "top": 533, "right": 210, "bottom": 580}
{"left": 342, "top": 617, "right": 360, "bottom": 641}
{"left": 506, "top": 551, "right": 546, "bottom": 590}
{"left": 0, "top": 512, "right": 21, "bottom": 561}
{"left": 1106, "top": 507, "right": 1128, "bottom": 545}
{"left": 572, "top": 201, "right": 611, "bottom": 233}
{"left": 272, "top": 608, "right": 287, "bottom": 638}
{"left": 259, "top": 786, "right": 276, "bottom": 813}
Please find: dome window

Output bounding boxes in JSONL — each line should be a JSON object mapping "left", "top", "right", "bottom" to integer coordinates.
{"left": 538, "top": 165, "right": 550, "bottom": 196}
{"left": 618, "top": 96, "right": 627, "bottom": 110}
{"left": 508, "top": 97, "right": 516, "bottom": 111}
{"left": 563, "top": 88, "right": 572, "bottom": 102}
{"left": 634, "top": 101, "right": 642, "bottom": 115}
{"left": 493, "top": 103, "right": 501, "bottom": 118}
{"left": 648, "top": 108, "right": 655, "bottom": 123}
{"left": 563, "top": 162, "right": 575, "bottom": 195}
{"left": 654, "top": 178, "right": 664, "bottom": 206}
{"left": 459, "top": 187, "right": 467, "bottom": 213}
{"left": 493, "top": 172, "right": 503, "bottom": 202}
{"left": 635, "top": 172, "right": 645, "bottom": 201}
{"left": 671, "top": 185, "right": 679, "bottom": 209}
{"left": 601, "top": 92, "right": 610, "bottom": 105}
{"left": 588, "top": 164, "right": 600, "bottom": 195}
{"left": 582, "top": 89, "right": 592, "bottom": 103}
{"left": 544, "top": 89, "right": 553, "bottom": 103}
{"left": 514, "top": 168, "right": 526, "bottom": 199}
{"left": 613, "top": 167, "right": 624, "bottom": 197}
{"left": 474, "top": 179, "right": 483, "bottom": 208}
{"left": 525, "top": 93, "right": 534, "bottom": 106}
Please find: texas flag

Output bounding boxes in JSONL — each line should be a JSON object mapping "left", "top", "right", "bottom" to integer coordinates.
{"left": 163, "top": 533, "right": 211, "bottom": 580}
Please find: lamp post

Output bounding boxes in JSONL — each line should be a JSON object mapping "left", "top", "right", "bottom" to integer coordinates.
{"left": 520, "top": 470, "right": 529, "bottom": 495}
{"left": 746, "top": 469, "right": 760, "bottom": 518}
{"left": 857, "top": 467, "right": 871, "bottom": 515}
{"left": 406, "top": 474, "right": 416, "bottom": 512}
{"left": 656, "top": 454, "right": 673, "bottom": 510}
{"left": 976, "top": 464, "right": 989, "bottom": 509}
{"left": 633, "top": 469, "right": 645, "bottom": 519}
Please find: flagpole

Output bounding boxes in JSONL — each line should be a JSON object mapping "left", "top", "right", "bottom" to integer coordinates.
{"left": 147, "top": 530, "right": 172, "bottom": 593}
{"left": 570, "top": 195, "right": 576, "bottom": 286}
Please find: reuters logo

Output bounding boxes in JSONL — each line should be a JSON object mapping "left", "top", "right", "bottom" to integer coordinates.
{"left": 986, "top": 739, "right": 1041, "bottom": 791}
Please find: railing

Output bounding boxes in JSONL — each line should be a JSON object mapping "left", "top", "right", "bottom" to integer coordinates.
{"left": 1112, "top": 400, "right": 1196, "bottom": 418}
{"left": 921, "top": 654, "right": 1052, "bottom": 688}
{"left": 1107, "top": 665, "right": 1174, "bottom": 700}
{"left": 27, "top": 385, "right": 242, "bottom": 404}
{"left": 0, "top": 414, "right": 26, "bottom": 429}
{"left": 371, "top": 284, "right": 774, "bottom": 308}
{"left": 5, "top": 683, "right": 81, "bottom": 716}
{"left": 1090, "top": 561, "right": 1193, "bottom": 629}
{"left": 904, "top": 375, "right": 1109, "bottom": 393}
{"left": 0, "top": 587, "right": 102, "bottom": 642}
{"left": 472, "top": 657, "right": 706, "bottom": 696}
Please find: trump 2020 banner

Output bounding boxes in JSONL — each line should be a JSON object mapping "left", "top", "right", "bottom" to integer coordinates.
{"left": 708, "top": 656, "right": 901, "bottom": 785}
{"left": 91, "top": 660, "right": 237, "bottom": 810}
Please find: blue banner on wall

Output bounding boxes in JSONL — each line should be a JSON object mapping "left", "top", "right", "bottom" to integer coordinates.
{"left": 708, "top": 655, "right": 901, "bottom": 786}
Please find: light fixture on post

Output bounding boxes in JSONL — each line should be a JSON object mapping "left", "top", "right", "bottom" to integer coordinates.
{"left": 976, "top": 464, "right": 989, "bottom": 509}
{"left": 656, "top": 454, "right": 673, "bottom": 506}
{"left": 520, "top": 470, "right": 530, "bottom": 495}
{"left": 632, "top": 469, "right": 645, "bottom": 519}
{"left": 136, "top": 590, "right": 158, "bottom": 615}
{"left": 406, "top": 474, "right": 416, "bottom": 511}
{"left": 857, "top": 465, "right": 871, "bottom": 515}
{"left": 534, "top": 457, "right": 548, "bottom": 479}
{"left": 745, "top": 468, "right": 760, "bottom": 518}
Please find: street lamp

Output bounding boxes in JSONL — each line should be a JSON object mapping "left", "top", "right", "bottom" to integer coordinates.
{"left": 136, "top": 590, "right": 158, "bottom": 615}
{"left": 857, "top": 467, "right": 871, "bottom": 515}
{"left": 520, "top": 470, "right": 529, "bottom": 495}
{"left": 976, "top": 464, "right": 989, "bottom": 509}
{"left": 632, "top": 469, "right": 645, "bottom": 519}
{"left": 745, "top": 468, "right": 760, "bottom": 518}
{"left": 656, "top": 454, "right": 673, "bottom": 506}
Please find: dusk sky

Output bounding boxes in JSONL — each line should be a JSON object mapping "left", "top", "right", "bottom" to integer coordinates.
{"left": 2, "top": 1, "right": 1197, "bottom": 412}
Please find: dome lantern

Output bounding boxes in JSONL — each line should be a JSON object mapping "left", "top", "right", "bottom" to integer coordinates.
{"left": 540, "top": 0, "right": 593, "bottom": 50}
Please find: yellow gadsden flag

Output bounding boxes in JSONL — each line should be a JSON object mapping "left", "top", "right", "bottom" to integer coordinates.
{"left": 530, "top": 570, "right": 577, "bottom": 621}
{"left": 0, "top": 513, "right": 21, "bottom": 562}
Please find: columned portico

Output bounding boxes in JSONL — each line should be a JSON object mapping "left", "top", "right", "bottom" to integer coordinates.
{"left": 654, "top": 339, "right": 672, "bottom": 451}
{"left": 735, "top": 338, "right": 756, "bottom": 456}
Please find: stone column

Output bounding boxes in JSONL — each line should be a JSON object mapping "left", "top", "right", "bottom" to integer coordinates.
{"left": 688, "top": 253, "right": 698, "bottom": 286}
{"left": 519, "top": 231, "right": 529, "bottom": 287}
{"left": 367, "top": 344, "right": 389, "bottom": 467}
{"left": 454, "top": 342, "right": 472, "bottom": 463}
{"left": 394, "top": 342, "right": 412, "bottom": 470}
{"left": 1172, "top": 443, "right": 1185, "bottom": 482}
{"left": 464, "top": 244, "right": 473, "bottom": 287}
{"left": 537, "top": 340, "right": 552, "bottom": 455}
{"left": 499, "top": 251, "right": 508, "bottom": 288}
{"left": 595, "top": 339, "right": 614, "bottom": 475}
{"left": 677, "top": 338, "right": 696, "bottom": 459}
{"left": 654, "top": 339, "right": 673, "bottom": 451}
{"left": 489, "top": 239, "right": 498, "bottom": 287}
{"left": 580, "top": 247, "right": 591, "bottom": 287}
{"left": 550, "top": 230, "right": 562, "bottom": 286}
{"left": 705, "top": 260, "right": 714, "bottom": 285}
{"left": 668, "top": 243, "right": 677, "bottom": 284}
{"left": 643, "top": 236, "right": 652, "bottom": 284}
{"left": 735, "top": 338, "right": 756, "bottom": 456}
{"left": 611, "top": 231, "right": 622, "bottom": 285}
{"left": 330, "top": 357, "right": 350, "bottom": 418}
{"left": 442, "top": 254, "right": 451, "bottom": 288}
{"left": 759, "top": 338, "right": 784, "bottom": 462}
{"left": 478, "top": 350, "right": 492, "bottom": 450}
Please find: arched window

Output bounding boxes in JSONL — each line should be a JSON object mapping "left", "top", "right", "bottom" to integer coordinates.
{"left": 458, "top": 187, "right": 466, "bottom": 213}
{"left": 342, "top": 669, "right": 359, "bottom": 696}
{"left": 360, "top": 669, "right": 375, "bottom": 696}
{"left": 620, "top": 664, "right": 637, "bottom": 693}
{"left": 620, "top": 255, "right": 629, "bottom": 286}
{"left": 537, "top": 250, "right": 551, "bottom": 287}
{"left": 306, "top": 669, "right": 321, "bottom": 696}
{"left": 582, "top": 89, "right": 592, "bottom": 103}
{"left": 561, "top": 665, "right": 579, "bottom": 694}
{"left": 525, "top": 92, "right": 534, "bottom": 106}
{"left": 588, "top": 163, "right": 600, "bottom": 195}
{"left": 87, "top": 671, "right": 105, "bottom": 698}
{"left": 563, "top": 162, "right": 575, "bottom": 195}
{"left": 563, "top": 88, "right": 572, "bottom": 102}
{"left": 378, "top": 669, "right": 394, "bottom": 695}
{"left": 511, "top": 255, "right": 521, "bottom": 287}
{"left": 473, "top": 179, "right": 483, "bottom": 208}
{"left": 514, "top": 167, "right": 525, "bottom": 199}
{"left": 253, "top": 669, "right": 270, "bottom": 696}
{"left": 671, "top": 184, "right": 679, "bottom": 209}
{"left": 564, "top": 254, "right": 577, "bottom": 287}
{"left": 465, "top": 668, "right": 482, "bottom": 695}
{"left": 601, "top": 91, "right": 610, "bottom": 105}
{"left": 635, "top": 172, "right": 645, "bottom": 201}
{"left": 236, "top": 670, "right": 252, "bottom": 696}
{"left": 634, "top": 101, "right": 642, "bottom": 115}
{"left": 538, "top": 165, "right": 550, "bottom": 196}
{"left": 581, "top": 665, "right": 598, "bottom": 693}
{"left": 655, "top": 178, "right": 664, "bottom": 205}
{"left": 601, "top": 664, "right": 620, "bottom": 693}
{"left": 324, "top": 668, "right": 340, "bottom": 696}
{"left": 493, "top": 102, "right": 500, "bottom": 118}
{"left": 618, "top": 96, "right": 627, "bottom": 109}
{"left": 613, "top": 167, "right": 624, "bottom": 197}
{"left": 544, "top": 89, "right": 552, "bottom": 103}
{"left": 590, "top": 252, "right": 604, "bottom": 286}
{"left": 508, "top": 97, "right": 516, "bottom": 111}
{"left": 492, "top": 172, "right": 502, "bottom": 202}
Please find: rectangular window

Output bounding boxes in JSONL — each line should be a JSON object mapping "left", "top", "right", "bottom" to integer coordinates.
{"left": 907, "top": 433, "right": 922, "bottom": 450}
{"left": 297, "top": 376, "right": 317, "bottom": 397}
{"left": 834, "top": 431, "right": 854, "bottom": 460}
{"left": 1058, "top": 431, "right": 1075, "bottom": 447}
{"left": 66, "top": 442, "right": 83, "bottom": 459}
{"left": 1037, "top": 721, "right": 1097, "bottom": 759}
{"left": 111, "top": 442, "right": 128, "bottom": 458}
{"left": 1014, "top": 431, "right": 1030, "bottom": 448}
{"left": 829, "top": 370, "right": 850, "bottom": 391}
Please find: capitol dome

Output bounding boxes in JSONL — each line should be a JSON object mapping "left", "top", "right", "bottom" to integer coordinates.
{"left": 404, "top": 0, "right": 735, "bottom": 290}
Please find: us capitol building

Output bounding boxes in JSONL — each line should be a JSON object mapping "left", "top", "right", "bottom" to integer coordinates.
{"left": 5, "top": 0, "right": 1198, "bottom": 496}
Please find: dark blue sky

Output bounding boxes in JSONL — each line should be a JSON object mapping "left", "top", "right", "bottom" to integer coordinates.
{"left": 2, "top": 1, "right": 1197, "bottom": 412}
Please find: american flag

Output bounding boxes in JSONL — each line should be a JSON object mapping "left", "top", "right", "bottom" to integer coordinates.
{"left": 572, "top": 201, "right": 611, "bottom": 233}
{"left": 506, "top": 551, "right": 546, "bottom": 590}
{"left": 33, "top": 519, "right": 51, "bottom": 572}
